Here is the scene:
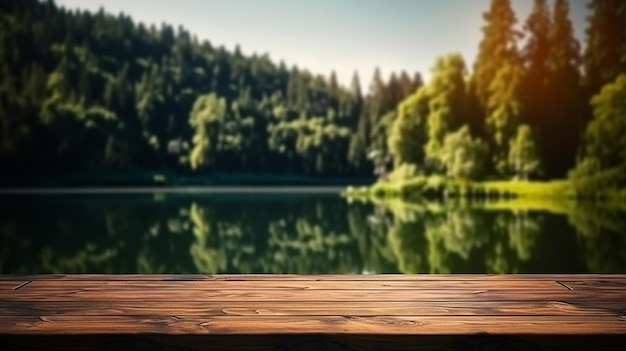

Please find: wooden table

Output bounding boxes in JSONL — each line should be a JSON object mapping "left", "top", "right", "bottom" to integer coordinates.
{"left": 1, "top": 274, "right": 625, "bottom": 350}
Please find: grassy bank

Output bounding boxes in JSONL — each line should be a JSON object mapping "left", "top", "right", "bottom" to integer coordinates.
{"left": 343, "top": 176, "right": 625, "bottom": 200}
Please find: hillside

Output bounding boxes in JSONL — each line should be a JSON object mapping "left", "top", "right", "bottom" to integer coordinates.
{"left": 0, "top": 0, "right": 419, "bottom": 182}
{"left": 1, "top": 0, "right": 624, "bottom": 191}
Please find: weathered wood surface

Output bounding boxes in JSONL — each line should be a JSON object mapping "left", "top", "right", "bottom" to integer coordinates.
{"left": 1, "top": 274, "right": 625, "bottom": 350}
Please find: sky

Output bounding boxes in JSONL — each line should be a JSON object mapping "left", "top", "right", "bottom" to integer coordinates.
{"left": 54, "top": 0, "right": 590, "bottom": 89}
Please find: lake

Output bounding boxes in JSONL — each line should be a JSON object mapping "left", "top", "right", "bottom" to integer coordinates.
{"left": 1, "top": 188, "right": 625, "bottom": 274}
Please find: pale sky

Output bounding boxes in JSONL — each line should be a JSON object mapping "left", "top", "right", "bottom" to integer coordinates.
{"left": 54, "top": 0, "right": 589, "bottom": 89}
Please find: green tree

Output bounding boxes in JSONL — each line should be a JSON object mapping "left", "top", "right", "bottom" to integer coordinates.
{"left": 471, "top": 0, "right": 525, "bottom": 177}
{"left": 366, "top": 67, "right": 389, "bottom": 159}
{"left": 580, "top": 74, "right": 626, "bottom": 171}
{"left": 438, "top": 125, "right": 488, "bottom": 180}
{"left": 328, "top": 70, "right": 340, "bottom": 111}
{"left": 424, "top": 53, "right": 467, "bottom": 167}
{"left": 347, "top": 71, "right": 363, "bottom": 118}
{"left": 508, "top": 124, "right": 541, "bottom": 180}
{"left": 583, "top": 0, "right": 626, "bottom": 97}
{"left": 188, "top": 93, "right": 226, "bottom": 170}
{"left": 544, "top": 0, "right": 583, "bottom": 177}
{"left": 472, "top": 0, "right": 521, "bottom": 107}
{"left": 398, "top": 71, "right": 413, "bottom": 98}
{"left": 521, "top": 0, "right": 551, "bottom": 127}
{"left": 347, "top": 71, "right": 369, "bottom": 173}
{"left": 386, "top": 72, "right": 403, "bottom": 110}
{"left": 387, "top": 87, "right": 429, "bottom": 168}
{"left": 486, "top": 62, "right": 524, "bottom": 175}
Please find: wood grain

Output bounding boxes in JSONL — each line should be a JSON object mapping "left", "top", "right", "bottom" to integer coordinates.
{"left": 1, "top": 274, "right": 624, "bottom": 281}
{"left": 560, "top": 280, "right": 626, "bottom": 290}
{"left": 2, "top": 288, "right": 622, "bottom": 302}
{"left": 20, "top": 279, "right": 564, "bottom": 290}
{"left": 2, "top": 315, "right": 625, "bottom": 335}
{"left": 1, "top": 274, "right": 625, "bottom": 350}
{"left": 1, "top": 300, "right": 623, "bottom": 316}
{"left": 0, "top": 281, "right": 29, "bottom": 290}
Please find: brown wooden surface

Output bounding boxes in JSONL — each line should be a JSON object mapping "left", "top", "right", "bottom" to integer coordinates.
{"left": 1, "top": 274, "right": 625, "bottom": 350}
{"left": 1, "top": 273, "right": 625, "bottom": 280}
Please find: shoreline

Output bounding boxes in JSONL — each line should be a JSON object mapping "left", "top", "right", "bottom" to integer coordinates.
{"left": 342, "top": 176, "right": 626, "bottom": 200}
{"left": 0, "top": 172, "right": 375, "bottom": 189}
{"left": 0, "top": 186, "right": 347, "bottom": 195}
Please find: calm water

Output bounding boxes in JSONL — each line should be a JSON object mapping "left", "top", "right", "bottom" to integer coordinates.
{"left": 1, "top": 188, "right": 625, "bottom": 274}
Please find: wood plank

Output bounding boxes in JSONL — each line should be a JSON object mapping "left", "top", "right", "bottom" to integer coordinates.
{"left": 21, "top": 279, "right": 565, "bottom": 290}
{"left": 560, "top": 280, "right": 626, "bottom": 290}
{"left": 2, "top": 315, "right": 624, "bottom": 335}
{"left": 2, "top": 274, "right": 625, "bottom": 281}
{"left": 2, "top": 274, "right": 625, "bottom": 350}
{"left": 5, "top": 288, "right": 621, "bottom": 302}
{"left": 1, "top": 300, "right": 623, "bottom": 317}
{"left": 0, "top": 281, "right": 29, "bottom": 290}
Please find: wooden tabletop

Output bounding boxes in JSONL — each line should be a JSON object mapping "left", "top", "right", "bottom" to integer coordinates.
{"left": 1, "top": 274, "right": 625, "bottom": 350}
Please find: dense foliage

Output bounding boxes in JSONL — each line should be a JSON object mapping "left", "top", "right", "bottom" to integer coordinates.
{"left": 0, "top": 0, "right": 624, "bottom": 183}
{"left": 0, "top": 0, "right": 417, "bottom": 178}
{"left": 386, "top": 0, "right": 626, "bottom": 185}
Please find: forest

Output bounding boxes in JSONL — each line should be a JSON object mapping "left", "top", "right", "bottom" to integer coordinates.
{"left": 0, "top": 0, "right": 624, "bottom": 187}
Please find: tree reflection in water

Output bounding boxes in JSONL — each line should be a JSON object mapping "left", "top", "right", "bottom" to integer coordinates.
{"left": 0, "top": 193, "right": 624, "bottom": 274}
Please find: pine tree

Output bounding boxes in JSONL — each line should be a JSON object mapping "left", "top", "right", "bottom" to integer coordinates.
{"left": 472, "top": 0, "right": 524, "bottom": 176}
{"left": 399, "top": 71, "right": 413, "bottom": 97}
{"left": 411, "top": 72, "right": 424, "bottom": 93}
{"left": 78, "top": 65, "right": 92, "bottom": 106}
{"left": 346, "top": 71, "right": 368, "bottom": 173}
{"left": 584, "top": 0, "right": 626, "bottom": 97}
{"left": 386, "top": 72, "right": 402, "bottom": 111}
{"left": 328, "top": 70, "right": 339, "bottom": 111}
{"left": 521, "top": 0, "right": 551, "bottom": 127}
{"left": 545, "top": 0, "right": 583, "bottom": 177}
{"left": 486, "top": 61, "right": 525, "bottom": 176}
{"left": 366, "top": 67, "right": 389, "bottom": 165}
{"left": 348, "top": 71, "right": 363, "bottom": 118}
{"left": 368, "top": 67, "right": 385, "bottom": 128}
{"left": 472, "top": 0, "right": 521, "bottom": 107}
{"left": 286, "top": 67, "right": 299, "bottom": 107}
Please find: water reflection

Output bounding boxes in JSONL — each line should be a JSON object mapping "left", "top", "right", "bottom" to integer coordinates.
{"left": 0, "top": 193, "right": 624, "bottom": 274}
